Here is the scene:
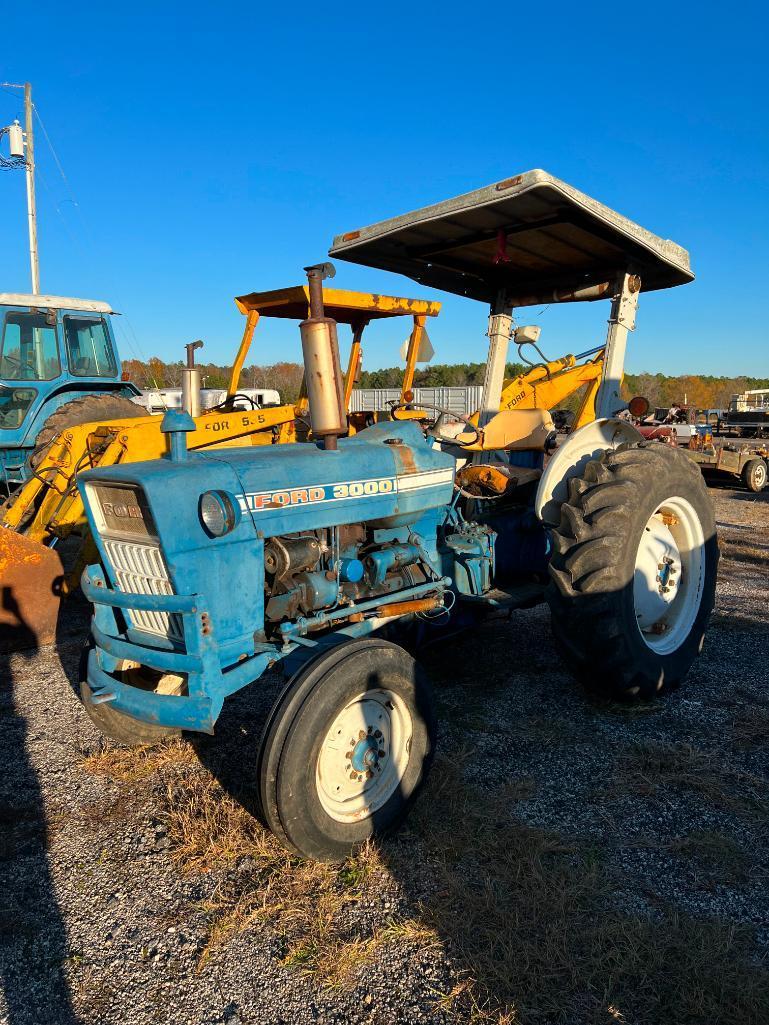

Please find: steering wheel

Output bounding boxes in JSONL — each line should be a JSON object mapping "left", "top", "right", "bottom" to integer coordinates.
{"left": 1, "top": 353, "right": 35, "bottom": 380}
{"left": 390, "top": 401, "right": 481, "bottom": 447}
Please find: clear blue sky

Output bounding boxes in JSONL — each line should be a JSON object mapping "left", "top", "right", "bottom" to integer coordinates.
{"left": 1, "top": 2, "right": 766, "bottom": 377}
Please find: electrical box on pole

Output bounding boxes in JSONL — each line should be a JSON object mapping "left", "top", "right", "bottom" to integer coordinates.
{"left": 8, "top": 120, "right": 24, "bottom": 157}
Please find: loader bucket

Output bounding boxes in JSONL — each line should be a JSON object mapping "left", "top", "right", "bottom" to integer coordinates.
{"left": 0, "top": 530, "right": 64, "bottom": 653}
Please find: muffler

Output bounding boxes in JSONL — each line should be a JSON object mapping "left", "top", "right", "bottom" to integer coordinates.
{"left": 299, "top": 263, "right": 346, "bottom": 451}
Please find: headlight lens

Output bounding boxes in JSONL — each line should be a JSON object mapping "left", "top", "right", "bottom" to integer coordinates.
{"left": 199, "top": 490, "right": 238, "bottom": 537}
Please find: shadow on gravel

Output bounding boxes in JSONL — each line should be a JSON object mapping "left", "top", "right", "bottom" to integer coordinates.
{"left": 0, "top": 590, "right": 79, "bottom": 1025}
{"left": 725, "top": 490, "right": 769, "bottom": 503}
{"left": 183, "top": 625, "right": 769, "bottom": 1024}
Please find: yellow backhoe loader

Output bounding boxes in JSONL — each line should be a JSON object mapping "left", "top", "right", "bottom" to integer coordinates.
{"left": 0, "top": 285, "right": 442, "bottom": 651}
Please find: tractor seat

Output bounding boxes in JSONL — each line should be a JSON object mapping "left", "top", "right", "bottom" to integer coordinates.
{"left": 457, "top": 408, "right": 555, "bottom": 451}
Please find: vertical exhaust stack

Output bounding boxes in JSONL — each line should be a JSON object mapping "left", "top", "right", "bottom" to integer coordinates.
{"left": 300, "top": 262, "right": 346, "bottom": 451}
{"left": 182, "top": 339, "right": 204, "bottom": 417}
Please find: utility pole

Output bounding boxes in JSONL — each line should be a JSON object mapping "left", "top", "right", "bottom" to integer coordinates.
{"left": 24, "top": 82, "right": 39, "bottom": 294}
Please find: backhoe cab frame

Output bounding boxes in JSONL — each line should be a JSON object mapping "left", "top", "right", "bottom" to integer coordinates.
{"left": 228, "top": 284, "right": 441, "bottom": 425}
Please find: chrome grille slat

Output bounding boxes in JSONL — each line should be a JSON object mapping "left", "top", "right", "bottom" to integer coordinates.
{"left": 102, "top": 538, "right": 183, "bottom": 642}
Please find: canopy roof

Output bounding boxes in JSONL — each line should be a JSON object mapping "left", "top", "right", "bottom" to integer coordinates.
{"left": 329, "top": 170, "right": 693, "bottom": 305}
{"left": 235, "top": 285, "right": 440, "bottom": 324}
{"left": 0, "top": 293, "right": 114, "bottom": 313}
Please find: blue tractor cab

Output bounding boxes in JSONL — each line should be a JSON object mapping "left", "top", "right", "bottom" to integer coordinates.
{"left": 0, "top": 293, "right": 141, "bottom": 488}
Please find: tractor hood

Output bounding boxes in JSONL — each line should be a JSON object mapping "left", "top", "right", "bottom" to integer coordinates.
{"left": 77, "top": 421, "right": 455, "bottom": 664}
{"left": 329, "top": 169, "right": 694, "bottom": 304}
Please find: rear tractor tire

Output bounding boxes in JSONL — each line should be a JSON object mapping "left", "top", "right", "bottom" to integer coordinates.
{"left": 547, "top": 442, "right": 718, "bottom": 700}
{"left": 258, "top": 639, "right": 436, "bottom": 861}
{"left": 30, "top": 393, "right": 144, "bottom": 470}
{"left": 742, "top": 458, "right": 767, "bottom": 493}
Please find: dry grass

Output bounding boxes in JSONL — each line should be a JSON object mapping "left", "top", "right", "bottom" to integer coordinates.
{"left": 160, "top": 753, "right": 769, "bottom": 1024}
{"left": 733, "top": 707, "right": 769, "bottom": 748}
{"left": 622, "top": 830, "right": 753, "bottom": 884}
{"left": 82, "top": 738, "right": 199, "bottom": 782}
{"left": 83, "top": 735, "right": 769, "bottom": 1023}
{"left": 387, "top": 757, "right": 769, "bottom": 1025}
{"left": 604, "top": 741, "right": 768, "bottom": 817}
{"left": 164, "top": 776, "right": 413, "bottom": 986}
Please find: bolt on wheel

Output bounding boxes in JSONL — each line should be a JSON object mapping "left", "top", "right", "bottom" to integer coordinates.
{"left": 633, "top": 497, "right": 706, "bottom": 655}
{"left": 547, "top": 442, "right": 718, "bottom": 699}
{"left": 315, "top": 689, "right": 412, "bottom": 823}
{"left": 257, "top": 639, "right": 435, "bottom": 861}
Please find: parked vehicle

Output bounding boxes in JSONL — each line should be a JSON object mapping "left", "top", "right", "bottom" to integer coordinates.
{"left": 75, "top": 171, "right": 717, "bottom": 860}
{"left": 0, "top": 294, "right": 144, "bottom": 489}
{"left": 725, "top": 389, "right": 769, "bottom": 438}
{"left": 687, "top": 438, "right": 768, "bottom": 492}
{"left": 133, "top": 387, "right": 282, "bottom": 415}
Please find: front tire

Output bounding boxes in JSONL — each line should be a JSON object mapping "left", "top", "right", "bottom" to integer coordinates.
{"left": 742, "top": 458, "right": 767, "bottom": 493}
{"left": 258, "top": 639, "right": 436, "bottom": 861}
{"left": 547, "top": 443, "right": 718, "bottom": 700}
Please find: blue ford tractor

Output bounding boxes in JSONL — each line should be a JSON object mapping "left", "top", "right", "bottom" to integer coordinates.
{"left": 76, "top": 172, "right": 718, "bottom": 860}
{"left": 0, "top": 293, "right": 141, "bottom": 490}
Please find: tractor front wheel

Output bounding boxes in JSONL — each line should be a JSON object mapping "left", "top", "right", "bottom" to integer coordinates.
{"left": 257, "top": 639, "right": 436, "bottom": 860}
{"left": 547, "top": 442, "right": 718, "bottom": 700}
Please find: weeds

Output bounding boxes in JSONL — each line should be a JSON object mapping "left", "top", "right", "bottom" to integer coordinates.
{"left": 82, "top": 735, "right": 769, "bottom": 1023}
{"left": 733, "top": 706, "right": 769, "bottom": 748}
{"left": 82, "top": 738, "right": 198, "bottom": 783}
{"left": 605, "top": 741, "right": 768, "bottom": 817}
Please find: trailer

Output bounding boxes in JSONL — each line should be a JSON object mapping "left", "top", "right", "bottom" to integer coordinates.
{"left": 725, "top": 389, "right": 769, "bottom": 438}
{"left": 688, "top": 439, "right": 768, "bottom": 492}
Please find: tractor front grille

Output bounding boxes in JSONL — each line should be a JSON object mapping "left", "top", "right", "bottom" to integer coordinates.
{"left": 102, "top": 537, "right": 183, "bottom": 642}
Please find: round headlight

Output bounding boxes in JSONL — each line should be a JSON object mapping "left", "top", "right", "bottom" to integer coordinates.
{"left": 199, "top": 491, "right": 238, "bottom": 537}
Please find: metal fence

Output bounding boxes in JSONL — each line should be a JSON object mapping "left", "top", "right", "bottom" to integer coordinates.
{"left": 349, "top": 386, "right": 483, "bottom": 417}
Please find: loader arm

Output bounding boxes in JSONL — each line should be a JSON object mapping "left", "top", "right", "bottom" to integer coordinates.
{"left": 2, "top": 402, "right": 297, "bottom": 551}
{"left": 499, "top": 350, "right": 604, "bottom": 422}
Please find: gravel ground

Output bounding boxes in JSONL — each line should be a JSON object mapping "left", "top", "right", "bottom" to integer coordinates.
{"left": 1, "top": 484, "right": 768, "bottom": 1025}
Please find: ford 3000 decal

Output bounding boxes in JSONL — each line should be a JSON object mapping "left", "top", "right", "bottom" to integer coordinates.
{"left": 237, "top": 468, "right": 453, "bottom": 513}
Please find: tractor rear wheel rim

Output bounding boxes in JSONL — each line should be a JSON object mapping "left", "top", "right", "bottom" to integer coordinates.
{"left": 315, "top": 689, "right": 412, "bottom": 823}
{"left": 633, "top": 496, "right": 705, "bottom": 655}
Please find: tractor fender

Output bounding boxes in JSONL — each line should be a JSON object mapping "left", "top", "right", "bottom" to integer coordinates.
{"left": 535, "top": 417, "right": 643, "bottom": 526}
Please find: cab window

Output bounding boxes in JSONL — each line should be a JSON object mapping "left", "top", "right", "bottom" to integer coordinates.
{"left": 64, "top": 317, "right": 117, "bottom": 378}
{"left": 0, "top": 311, "right": 60, "bottom": 381}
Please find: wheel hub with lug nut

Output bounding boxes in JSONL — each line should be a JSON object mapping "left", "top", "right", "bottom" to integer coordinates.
{"left": 315, "top": 689, "right": 412, "bottom": 824}
{"left": 633, "top": 496, "right": 705, "bottom": 655}
{"left": 347, "top": 726, "right": 386, "bottom": 782}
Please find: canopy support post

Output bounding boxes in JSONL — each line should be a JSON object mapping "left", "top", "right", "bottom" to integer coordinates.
{"left": 478, "top": 292, "right": 513, "bottom": 427}
{"left": 594, "top": 272, "right": 641, "bottom": 419}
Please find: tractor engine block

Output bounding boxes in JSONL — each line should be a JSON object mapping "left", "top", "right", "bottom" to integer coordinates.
{"left": 263, "top": 526, "right": 430, "bottom": 629}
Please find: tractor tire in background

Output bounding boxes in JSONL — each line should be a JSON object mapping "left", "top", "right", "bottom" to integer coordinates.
{"left": 547, "top": 442, "right": 718, "bottom": 701}
{"left": 30, "top": 393, "right": 145, "bottom": 470}
{"left": 741, "top": 458, "right": 768, "bottom": 493}
{"left": 78, "top": 642, "right": 182, "bottom": 746}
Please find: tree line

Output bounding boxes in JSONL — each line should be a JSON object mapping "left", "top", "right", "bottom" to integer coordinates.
{"left": 122, "top": 357, "right": 768, "bottom": 411}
